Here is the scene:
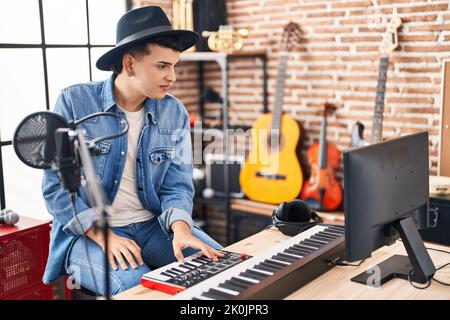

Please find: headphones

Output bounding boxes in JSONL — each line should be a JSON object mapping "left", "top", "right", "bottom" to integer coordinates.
{"left": 272, "top": 199, "right": 324, "bottom": 236}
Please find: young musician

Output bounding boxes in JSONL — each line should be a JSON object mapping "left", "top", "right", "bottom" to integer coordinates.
{"left": 41, "top": 6, "right": 223, "bottom": 296}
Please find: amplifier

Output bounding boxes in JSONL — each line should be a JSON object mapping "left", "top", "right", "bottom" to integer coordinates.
{"left": 204, "top": 153, "right": 244, "bottom": 198}
{"left": 193, "top": 0, "right": 227, "bottom": 52}
{"left": 419, "top": 195, "right": 450, "bottom": 246}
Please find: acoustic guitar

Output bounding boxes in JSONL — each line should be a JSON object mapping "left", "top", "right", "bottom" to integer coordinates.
{"left": 240, "top": 22, "right": 303, "bottom": 204}
{"left": 351, "top": 17, "right": 402, "bottom": 148}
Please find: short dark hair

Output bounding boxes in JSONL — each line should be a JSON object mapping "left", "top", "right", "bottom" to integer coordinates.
{"left": 111, "top": 34, "right": 187, "bottom": 75}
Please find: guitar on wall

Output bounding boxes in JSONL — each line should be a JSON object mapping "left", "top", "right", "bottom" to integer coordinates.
{"left": 240, "top": 22, "right": 303, "bottom": 204}
{"left": 351, "top": 17, "right": 402, "bottom": 147}
{"left": 301, "top": 103, "right": 342, "bottom": 211}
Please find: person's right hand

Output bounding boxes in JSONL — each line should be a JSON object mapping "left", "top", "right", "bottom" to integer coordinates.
{"left": 85, "top": 226, "right": 144, "bottom": 271}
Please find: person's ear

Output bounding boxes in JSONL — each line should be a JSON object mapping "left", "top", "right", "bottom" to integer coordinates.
{"left": 122, "top": 53, "right": 134, "bottom": 77}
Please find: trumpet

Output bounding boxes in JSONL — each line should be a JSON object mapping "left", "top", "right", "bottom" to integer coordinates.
{"left": 202, "top": 25, "right": 249, "bottom": 54}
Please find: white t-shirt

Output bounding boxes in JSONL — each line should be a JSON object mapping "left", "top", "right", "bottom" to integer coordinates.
{"left": 109, "top": 105, "right": 154, "bottom": 227}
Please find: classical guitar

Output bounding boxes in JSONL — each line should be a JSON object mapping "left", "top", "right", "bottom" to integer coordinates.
{"left": 240, "top": 22, "right": 303, "bottom": 204}
{"left": 301, "top": 103, "right": 342, "bottom": 211}
{"left": 351, "top": 17, "right": 402, "bottom": 148}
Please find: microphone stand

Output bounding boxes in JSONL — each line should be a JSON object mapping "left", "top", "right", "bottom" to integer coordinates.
{"left": 71, "top": 129, "right": 111, "bottom": 300}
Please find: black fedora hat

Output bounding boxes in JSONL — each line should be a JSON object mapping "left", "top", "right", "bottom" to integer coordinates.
{"left": 96, "top": 6, "right": 199, "bottom": 71}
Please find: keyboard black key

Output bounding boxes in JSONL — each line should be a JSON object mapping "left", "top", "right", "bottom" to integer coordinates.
{"left": 219, "top": 281, "right": 244, "bottom": 293}
{"left": 261, "top": 260, "right": 284, "bottom": 271}
{"left": 311, "top": 235, "right": 332, "bottom": 243}
{"left": 272, "top": 254, "right": 294, "bottom": 263}
{"left": 283, "top": 248, "right": 303, "bottom": 258}
{"left": 302, "top": 239, "right": 320, "bottom": 248}
{"left": 171, "top": 267, "right": 184, "bottom": 274}
{"left": 262, "top": 260, "right": 285, "bottom": 270}
{"left": 161, "top": 271, "right": 174, "bottom": 278}
{"left": 202, "top": 288, "right": 233, "bottom": 300}
{"left": 298, "top": 241, "right": 318, "bottom": 250}
{"left": 164, "top": 269, "right": 179, "bottom": 277}
{"left": 327, "top": 226, "right": 345, "bottom": 234}
{"left": 198, "top": 256, "right": 211, "bottom": 263}
{"left": 322, "top": 230, "right": 341, "bottom": 237}
{"left": 293, "top": 241, "right": 316, "bottom": 253}
{"left": 293, "top": 244, "right": 314, "bottom": 253}
{"left": 178, "top": 264, "right": 194, "bottom": 271}
{"left": 316, "top": 232, "right": 337, "bottom": 240}
{"left": 254, "top": 263, "right": 279, "bottom": 273}
{"left": 241, "top": 270, "right": 267, "bottom": 281}
{"left": 306, "top": 238, "right": 325, "bottom": 246}
{"left": 230, "top": 277, "right": 254, "bottom": 289}
{"left": 277, "top": 252, "right": 300, "bottom": 262}
{"left": 184, "top": 262, "right": 198, "bottom": 268}
{"left": 286, "top": 247, "right": 308, "bottom": 256}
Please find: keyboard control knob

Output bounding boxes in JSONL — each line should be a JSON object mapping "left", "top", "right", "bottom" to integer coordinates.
{"left": 240, "top": 253, "right": 249, "bottom": 260}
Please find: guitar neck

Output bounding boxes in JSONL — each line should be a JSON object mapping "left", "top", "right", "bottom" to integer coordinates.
{"left": 271, "top": 52, "right": 288, "bottom": 132}
{"left": 371, "top": 55, "right": 389, "bottom": 143}
{"left": 318, "top": 113, "right": 327, "bottom": 169}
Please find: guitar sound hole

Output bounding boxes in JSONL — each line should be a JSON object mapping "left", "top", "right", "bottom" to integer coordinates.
{"left": 266, "top": 133, "right": 285, "bottom": 152}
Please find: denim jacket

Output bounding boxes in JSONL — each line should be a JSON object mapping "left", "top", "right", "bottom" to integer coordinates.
{"left": 42, "top": 74, "right": 194, "bottom": 284}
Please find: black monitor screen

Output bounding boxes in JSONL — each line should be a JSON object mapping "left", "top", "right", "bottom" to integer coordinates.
{"left": 342, "top": 131, "right": 435, "bottom": 286}
{"left": 344, "top": 131, "right": 429, "bottom": 261}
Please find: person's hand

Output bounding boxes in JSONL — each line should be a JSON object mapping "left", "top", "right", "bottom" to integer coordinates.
{"left": 85, "top": 226, "right": 144, "bottom": 271}
{"left": 171, "top": 221, "right": 224, "bottom": 263}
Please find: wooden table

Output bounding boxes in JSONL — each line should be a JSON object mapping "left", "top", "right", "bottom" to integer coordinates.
{"left": 114, "top": 227, "right": 450, "bottom": 300}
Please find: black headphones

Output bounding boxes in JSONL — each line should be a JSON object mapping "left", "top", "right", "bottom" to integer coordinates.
{"left": 272, "top": 199, "right": 324, "bottom": 236}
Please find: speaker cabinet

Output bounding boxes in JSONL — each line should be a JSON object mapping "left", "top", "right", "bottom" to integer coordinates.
{"left": 193, "top": 0, "right": 227, "bottom": 52}
{"left": 204, "top": 153, "right": 244, "bottom": 198}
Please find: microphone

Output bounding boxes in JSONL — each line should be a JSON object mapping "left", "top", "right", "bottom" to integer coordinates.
{"left": 13, "top": 111, "right": 128, "bottom": 198}
{"left": 0, "top": 209, "right": 20, "bottom": 225}
{"left": 55, "top": 128, "right": 81, "bottom": 196}
{"left": 13, "top": 111, "right": 128, "bottom": 171}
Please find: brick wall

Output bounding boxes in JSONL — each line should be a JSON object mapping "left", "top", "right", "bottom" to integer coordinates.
{"left": 128, "top": 0, "right": 449, "bottom": 245}
{"left": 135, "top": 0, "right": 449, "bottom": 175}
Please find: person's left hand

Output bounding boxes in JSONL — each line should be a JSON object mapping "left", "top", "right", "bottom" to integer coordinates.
{"left": 171, "top": 221, "right": 224, "bottom": 263}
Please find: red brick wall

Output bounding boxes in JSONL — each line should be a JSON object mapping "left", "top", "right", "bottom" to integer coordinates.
{"left": 135, "top": 0, "right": 449, "bottom": 174}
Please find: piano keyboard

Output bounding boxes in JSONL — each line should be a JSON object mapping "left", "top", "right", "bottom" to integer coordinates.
{"left": 141, "top": 250, "right": 252, "bottom": 294}
{"left": 172, "top": 224, "right": 345, "bottom": 300}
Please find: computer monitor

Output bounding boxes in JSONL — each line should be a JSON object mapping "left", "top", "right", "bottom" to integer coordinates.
{"left": 343, "top": 131, "right": 436, "bottom": 286}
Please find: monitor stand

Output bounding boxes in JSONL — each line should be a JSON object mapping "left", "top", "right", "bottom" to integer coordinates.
{"left": 351, "top": 216, "right": 436, "bottom": 287}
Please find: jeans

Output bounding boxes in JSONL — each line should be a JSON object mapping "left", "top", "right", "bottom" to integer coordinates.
{"left": 64, "top": 218, "right": 223, "bottom": 296}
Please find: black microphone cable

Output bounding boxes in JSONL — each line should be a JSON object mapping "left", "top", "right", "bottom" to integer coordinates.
{"left": 70, "top": 194, "right": 101, "bottom": 297}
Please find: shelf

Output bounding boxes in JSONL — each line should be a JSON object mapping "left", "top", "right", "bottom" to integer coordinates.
{"left": 180, "top": 50, "right": 267, "bottom": 62}
{"left": 181, "top": 50, "right": 268, "bottom": 245}
{"left": 230, "top": 198, "right": 345, "bottom": 225}
{"left": 430, "top": 193, "right": 450, "bottom": 202}
{"left": 180, "top": 51, "right": 227, "bottom": 62}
